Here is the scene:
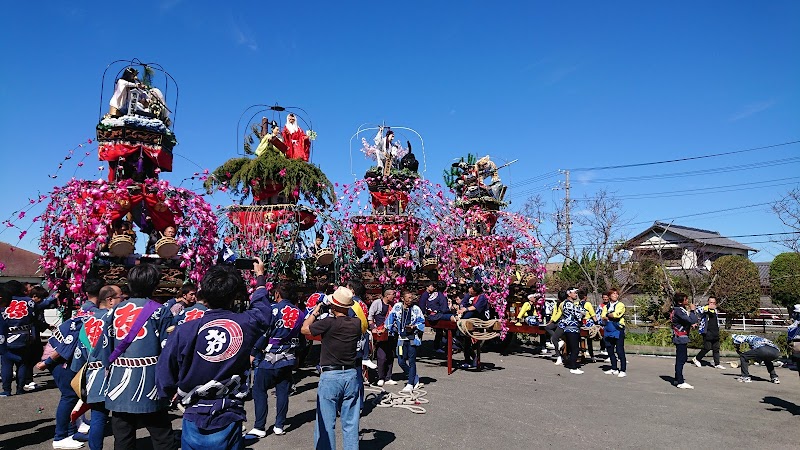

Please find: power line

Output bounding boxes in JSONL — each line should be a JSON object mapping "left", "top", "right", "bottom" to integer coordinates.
{"left": 567, "top": 140, "right": 800, "bottom": 172}
{"left": 508, "top": 171, "right": 560, "bottom": 188}
{"left": 608, "top": 176, "right": 800, "bottom": 200}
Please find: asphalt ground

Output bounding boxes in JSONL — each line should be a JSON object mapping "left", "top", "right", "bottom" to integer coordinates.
{"left": 1, "top": 334, "right": 798, "bottom": 450}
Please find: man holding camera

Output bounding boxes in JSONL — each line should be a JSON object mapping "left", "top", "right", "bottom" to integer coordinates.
{"left": 302, "top": 286, "right": 362, "bottom": 450}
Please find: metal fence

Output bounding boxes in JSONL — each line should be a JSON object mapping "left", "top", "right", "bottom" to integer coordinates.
{"left": 627, "top": 304, "right": 792, "bottom": 332}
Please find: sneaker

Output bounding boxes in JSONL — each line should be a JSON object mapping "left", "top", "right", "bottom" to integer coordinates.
{"left": 23, "top": 382, "right": 37, "bottom": 392}
{"left": 599, "top": 350, "right": 608, "bottom": 356}
{"left": 554, "top": 357, "right": 563, "bottom": 366}
{"left": 617, "top": 371, "right": 627, "bottom": 378}
{"left": 414, "top": 382, "right": 422, "bottom": 389}
{"left": 401, "top": 384, "right": 414, "bottom": 393}
{"left": 384, "top": 379, "right": 398, "bottom": 385}
{"left": 52, "top": 437, "right": 85, "bottom": 449}
{"left": 245, "top": 428, "right": 267, "bottom": 439}
{"left": 77, "top": 421, "right": 90, "bottom": 435}
{"left": 273, "top": 426, "right": 285, "bottom": 435}
{"left": 589, "top": 357, "right": 597, "bottom": 364}
{"left": 557, "top": 341, "right": 564, "bottom": 350}
{"left": 0, "top": 392, "right": 11, "bottom": 397}
{"left": 604, "top": 369, "right": 619, "bottom": 375}
{"left": 362, "top": 359, "right": 377, "bottom": 370}
{"left": 771, "top": 377, "right": 780, "bottom": 384}
{"left": 676, "top": 382, "right": 695, "bottom": 389}
{"left": 545, "top": 342, "right": 555, "bottom": 350}
{"left": 774, "top": 361, "right": 785, "bottom": 368}
{"left": 736, "top": 376, "right": 752, "bottom": 383}
{"left": 603, "top": 358, "right": 611, "bottom": 363}
{"left": 569, "top": 369, "right": 584, "bottom": 375}
{"left": 693, "top": 358, "right": 701, "bottom": 368}
{"left": 377, "top": 380, "right": 384, "bottom": 387}
{"left": 540, "top": 348, "right": 549, "bottom": 355}
{"left": 713, "top": 365, "right": 726, "bottom": 370}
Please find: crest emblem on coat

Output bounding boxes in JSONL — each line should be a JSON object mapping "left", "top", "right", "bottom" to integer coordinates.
{"left": 197, "top": 319, "right": 243, "bottom": 363}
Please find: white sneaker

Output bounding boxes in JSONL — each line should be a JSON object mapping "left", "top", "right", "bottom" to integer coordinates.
{"left": 554, "top": 357, "right": 563, "bottom": 366}
{"left": 377, "top": 380, "right": 384, "bottom": 387}
{"left": 603, "top": 358, "right": 611, "bottom": 363}
{"left": 414, "top": 382, "right": 422, "bottom": 389}
{"left": 23, "top": 382, "right": 37, "bottom": 392}
{"left": 676, "top": 382, "right": 695, "bottom": 390}
{"left": 569, "top": 369, "right": 584, "bottom": 375}
{"left": 53, "top": 437, "right": 84, "bottom": 449}
{"left": 693, "top": 358, "right": 701, "bottom": 368}
{"left": 245, "top": 428, "right": 267, "bottom": 438}
{"left": 384, "top": 379, "right": 398, "bottom": 385}
{"left": 362, "top": 359, "right": 377, "bottom": 369}
{"left": 617, "top": 371, "right": 627, "bottom": 378}
{"left": 604, "top": 369, "right": 619, "bottom": 375}
{"left": 599, "top": 350, "right": 608, "bottom": 356}
{"left": 273, "top": 426, "right": 285, "bottom": 435}
{"left": 401, "top": 384, "right": 413, "bottom": 393}
{"left": 714, "top": 365, "right": 726, "bottom": 370}
{"left": 557, "top": 341, "right": 564, "bottom": 350}
{"left": 545, "top": 342, "right": 555, "bottom": 350}
{"left": 540, "top": 348, "right": 549, "bottom": 355}
{"left": 77, "top": 421, "right": 90, "bottom": 435}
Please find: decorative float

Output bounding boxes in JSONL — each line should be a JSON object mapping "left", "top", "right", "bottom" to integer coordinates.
{"left": 206, "top": 104, "right": 349, "bottom": 285}
{"left": 38, "top": 60, "right": 217, "bottom": 296}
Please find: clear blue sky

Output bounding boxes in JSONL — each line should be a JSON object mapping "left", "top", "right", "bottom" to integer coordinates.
{"left": 1, "top": 1, "right": 798, "bottom": 262}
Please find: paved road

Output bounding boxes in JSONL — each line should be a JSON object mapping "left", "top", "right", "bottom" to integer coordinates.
{"left": 1, "top": 342, "right": 798, "bottom": 449}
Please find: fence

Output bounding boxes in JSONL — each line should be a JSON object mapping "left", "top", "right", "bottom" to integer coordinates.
{"left": 627, "top": 304, "right": 792, "bottom": 332}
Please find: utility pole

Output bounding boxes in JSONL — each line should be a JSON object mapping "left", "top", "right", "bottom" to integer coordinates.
{"left": 558, "top": 169, "right": 572, "bottom": 260}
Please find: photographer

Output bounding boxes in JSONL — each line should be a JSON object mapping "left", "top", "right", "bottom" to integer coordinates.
{"left": 302, "top": 286, "right": 362, "bottom": 450}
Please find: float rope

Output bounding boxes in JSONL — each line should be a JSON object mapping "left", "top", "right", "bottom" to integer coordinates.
{"left": 366, "top": 386, "right": 429, "bottom": 414}
{"left": 456, "top": 318, "right": 500, "bottom": 341}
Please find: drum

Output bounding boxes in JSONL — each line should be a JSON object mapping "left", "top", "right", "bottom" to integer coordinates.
{"left": 371, "top": 326, "right": 389, "bottom": 342}
{"left": 522, "top": 273, "right": 538, "bottom": 287}
{"left": 155, "top": 237, "right": 179, "bottom": 259}
{"left": 315, "top": 248, "right": 334, "bottom": 266}
{"left": 109, "top": 235, "right": 135, "bottom": 257}
{"left": 421, "top": 258, "right": 438, "bottom": 272}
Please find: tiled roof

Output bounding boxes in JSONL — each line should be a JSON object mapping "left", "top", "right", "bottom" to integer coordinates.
{"left": 0, "top": 242, "right": 43, "bottom": 278}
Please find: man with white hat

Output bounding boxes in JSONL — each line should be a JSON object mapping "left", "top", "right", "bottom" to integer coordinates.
{"left": 302, "top": 286, "right": 362, "bottom": 450}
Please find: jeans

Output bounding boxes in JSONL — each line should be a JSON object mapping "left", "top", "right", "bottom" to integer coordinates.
{"left": 740, "top": 346, "right": 780, "bottom": 378}
{"left": 253, "top": 365, "right": 292, "bottom": 430}
{"left": 564, "top": 332, "right": 580, "bottom": 369}
{"left": 1, "top": 347, "right": 30, "bottom": 394}
{"left": 181, "top": 418, "right": 242, "bottom": 450}
{"left": 395, "top": 340, "right": 418, "bottom": 385}
{"left": 696, "top": 338, "right": 721, "bottom": 366}
{"left": 51, "top": 364, "right": 79, "bottom": 440}
{"left": 375, "top": 338, "right": 396, "bottom": 382}
{"left": 675, "top": 343, "right": 688, "bottom": 384}
{"left": 89, "top": 403, "right": 109, "bottom": 450}
{"left": 315, "top": 368, "right": 360, "bottom": 450}
{"left": 111, "top": 410, "right": 176, "bottom": 450}
{"left": 605, "top": 331, "right": 627, "bottom": 372}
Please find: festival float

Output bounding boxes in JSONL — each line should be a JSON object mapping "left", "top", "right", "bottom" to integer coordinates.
{"left": 38, "top": 59, "right": 217, "bottom": 297}
{"left": 205, "top": 104, "right": 347, "bottom": 286}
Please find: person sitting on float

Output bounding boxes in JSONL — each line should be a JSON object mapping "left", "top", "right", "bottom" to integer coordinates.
{"left": 475, "top": 155, "right": 507, "bottom": 201}
{"left": 255, "top": 118, "right": 282, "bottom": 157}
{"left": 418, "top": 236, "right": 434, "bottom": 261}
{"left": 145, "top": 225, "right": 176, "bottom": 255}
{"left": 312, "top": 232, "right": 325, "bottom": 252}
{"left": 281, "top": 113, "right": 311, "bottom": 161}
{"left": 517, "top": 292, "right": 544, "bottom": 326}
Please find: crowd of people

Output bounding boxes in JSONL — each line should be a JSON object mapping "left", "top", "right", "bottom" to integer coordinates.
{"left": 1, "top": 270, "right": 799, "bottom": 450}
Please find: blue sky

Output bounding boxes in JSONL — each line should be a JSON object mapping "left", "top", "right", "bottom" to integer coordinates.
{"left": 0, "top": 1, "right": 798, "bottom": 262}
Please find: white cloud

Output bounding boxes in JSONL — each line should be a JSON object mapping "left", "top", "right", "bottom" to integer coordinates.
{"left": 729, "top": 100, "right": 776, "bottom": 122}
{"left": 231, "top": 16, "right": 258, "bottom": 51}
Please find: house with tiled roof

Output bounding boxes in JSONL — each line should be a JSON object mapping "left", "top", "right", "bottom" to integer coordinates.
{"left": 623, "top": 222, "right": 756, "bottom": 270}
{"left": 0, "top": 241, "right": 44, "bottom": 284}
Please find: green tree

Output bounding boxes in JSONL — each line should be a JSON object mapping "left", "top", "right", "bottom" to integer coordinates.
{"left": 711, "top": 255, "right": 761, "bottom": 329}
{"left": 769, "top": 252, "right": 800, "bottom": 308}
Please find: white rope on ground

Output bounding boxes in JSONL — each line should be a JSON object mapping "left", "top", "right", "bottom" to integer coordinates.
{"left": 365, "top": 385, "right": 429, "bottom": 414}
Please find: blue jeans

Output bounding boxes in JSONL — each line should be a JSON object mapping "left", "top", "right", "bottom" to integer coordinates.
{"left": 89, "top": 403, "right": 109, "bottom": 450}
{"left": 315, "top": 369, "right": 360, "bottom": 450}
{"left": 1, "top": 348, "right": 30, "bottom": 394}
{"left": 675, "top": 343, "right": 688, "bottom": 384}
{"left": 182, "top": 418, "right": 242, "bottom": 450}
{"left": 51, "top": 364, "right": 79, "bottom": 440}
{"left": 605, "top": 330, "right": 627, "bottom": 372}
{"left": 253, "top": 365, "right": 292, "bottom": 430}
{"left": 396, "top": 340, "right": 418, "bottom": 385}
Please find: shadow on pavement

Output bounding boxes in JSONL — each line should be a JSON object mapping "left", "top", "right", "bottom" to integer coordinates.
{"left": 0, "top": 423, "right": 55, "bottom": 449}
{"left": 762, "top": 396, "right": 800, "bottom": 416}
{"left": 359, "top": 428, "right": 396, "bottom": 449}
{"left": 659, "top": 375, "right": 676, "bottom": 386}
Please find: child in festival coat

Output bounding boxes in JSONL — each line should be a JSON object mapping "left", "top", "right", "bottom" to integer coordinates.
{"left": 385, "top": 290, "right": 426, "bottom": 392}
